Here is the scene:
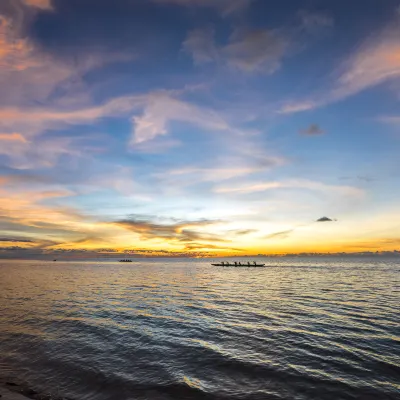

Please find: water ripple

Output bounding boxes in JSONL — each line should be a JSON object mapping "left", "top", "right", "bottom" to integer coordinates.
{"left": 0, "top": 258, "right": 399, "bottom": 400}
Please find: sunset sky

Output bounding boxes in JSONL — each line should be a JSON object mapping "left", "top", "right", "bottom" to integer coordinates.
{"left": 1, "top": 0, "right": 400, "bottom": 258}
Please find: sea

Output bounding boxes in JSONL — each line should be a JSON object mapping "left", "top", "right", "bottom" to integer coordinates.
{"left": 0, "top": 258, "right": 399, "bottom": 400}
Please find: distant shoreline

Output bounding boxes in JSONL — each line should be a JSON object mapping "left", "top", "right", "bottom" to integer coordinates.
{"left": 0, "top": 252, "right": 400, "bottom": 261}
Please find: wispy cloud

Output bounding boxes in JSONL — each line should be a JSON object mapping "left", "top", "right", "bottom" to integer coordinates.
{"left": 0, "top": 10, "right": 136, "bottom": 110}
{"left": 183, "top": 10, "right": 333, "bottom": 74}
{"left": 22, "top": 0, "right": 53, "bottom": 10}
{"left": 264, "top": 229, "right": 294, "bottom": 239}
{"left": 0, "top": 135, "right": 91, "bottom": 169}
{"left": 0, "top": 87, "right": 252, "bottom": 161}
{"left": 339, "top": 175, "right": 376, "bottom": 183}
{"left": 0, "top": 237, "right": 34, "bottom": 243}
{"left": 184, "top": 26, "right": 288, "bottom": 73}
{"left": 379, "top": 116, "right": 400, "bottom": 124}
{"left": 183, "top": 28, "right": 219, "bottom": 65}
{"left": 231, "top": 229, "right": 257, "bottom": 236}
{"left": 131, "top": 91, "right": 230, "bottom": 144}
{"left": 298, "top": 10, "right": 334, "bottom": 32}
{"left": 279, "top": 101, "right": 317, "bottom": 114}
{"left": 0, "top": 184, "right": 128, "bottom": 253}
{"left": 133, "top": 137, "right": 181, "bottom": 154}
{"left": 216, "top": 181, "right": 282, "bottom": 194}
{"left": 333, "top": 27, "right": 400, "bottom": 98}
{"left": 153, "top": 153, "right": 286, "bottom": 193}
{"left": 0, "top": 132, "right": 27, "bottom": 142}
{"left": 224, "top": 28, "right": 289, "bottom": 73}
{"left": 0, "top": 15, "right": 78, "bottom": 106}
{"left": 215, "top": 179, "right": 364, "bottom": 198}
{"left": 159, "top": 166, "right": 265, "bottom": 183}
{"left": 280, "top": 24, "right": 400, "bottom": 113}
{"left": 115, "top": 216, "right": 225, "bottom": 245}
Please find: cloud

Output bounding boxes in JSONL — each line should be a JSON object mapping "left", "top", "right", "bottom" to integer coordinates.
{"left": 0, "top": 92, "right": 233, "bottom": 169}
{"left": 115, "top": 216, "right": 225, "bottom": 244}
{"left": 215, "top": 179, "right": 364, "bottom": 198}
{"left": 231, "top": 229, "right": 257, "bottom": 236}
{"left": 0, "top": 237, "right": 34, "bottom": 243}
{"left": 216, "top": 181, "right": 283, "bottom": 194}
{"left": 0, "top": 16, "right": 35, "bottom": 72}
{"left": 264, "top": 229, "right": 293, "bottom": 239}
{"left": 0, "top": 186, "right": 81, "bottom": 235}
{"left": 316, "top": 217, "right": 333, "bottom": 222}
{"left": 22, "top": 0, "right": 53, "bottom": 10}
{"left": 333, "top": 27, "right": 400, "bottom": 97}
{"left": 131, "top": 92, "right": 230, "bottom": 144}
{"left": 133, "top": 137, "right": 181, "bottom": 154}
{"left": 279, "top": 101, "right": 317, "bottom": 114}
{"left": 160, "top": 166, "right": 265, "bottom": 183}
{"left": 182, "top": 28, "right": 218, "bottom": 65}
{"left": 298, "top": 10, "right": 334, "bottom": 32}
{"left": 339, "top": 175, "right": 376, "bottom": 183}
{"left": 184, "top": 242, "right": 243, "bottom": 251}
{"left": 300, "top": 124, "right": 324, "bottom": 135}
{"left": 0, "top": 11, "right": 136, "bottom": 110}
{"left": 0, "top": 87, "right": 241, "bottom": 151}
{"left": 184, "top": 27, "right": 288, "bottom": 73}
{"left": 0, "top": 135, "right": 94, "bottom": 169}
{"left": 152, "top": 0, "right": 252, "bottom": 15}
{"left": 153, "top": 155, "right": 285, "bottom": 194}
{"left": 379, "top": 115, "right": 400, "bottom": 124}
{"left": 224, "top": 28, "right": 289, "bottom": 73}
{"left": 357, "top": 175, "right": 375, "bottom": 182}
{"left": 0, "top": 172, "right": 53, "bottom": 186}
{"left": 183, "top": 10, "right": 332, "bottom": 74}
{"left": 0, "top": 182, "right": 138, "bottom": 255}
{"left": 280, "top": 24, "right": 400, "bottom": 113}
{"left": 0, "top": 192, "right": 90, "bottom": 251}
{"left": 0, "top": 133, "right": 27, "bottom": 142}
{"left": 0, "top": 15, "right": 77, "bottom": 106}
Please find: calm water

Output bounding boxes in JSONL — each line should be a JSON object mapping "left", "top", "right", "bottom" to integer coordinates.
{"left": 0, "top": 258, "right": 399, "bottom": 400}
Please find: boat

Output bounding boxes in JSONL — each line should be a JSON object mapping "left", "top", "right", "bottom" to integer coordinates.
{"left": 211, "top": 261, "right": 265, "bottom": 267}
{"left": 119, "top": 259, "right": 132, "bottom": 262}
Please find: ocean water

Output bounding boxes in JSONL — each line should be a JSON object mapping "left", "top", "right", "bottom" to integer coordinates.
{"left": 0, "top": 258, "right": 399, "bottom": 400}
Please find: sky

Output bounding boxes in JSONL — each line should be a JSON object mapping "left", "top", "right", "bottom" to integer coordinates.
{"left": 1, "top": 0, "right": 400, "bottom": 259}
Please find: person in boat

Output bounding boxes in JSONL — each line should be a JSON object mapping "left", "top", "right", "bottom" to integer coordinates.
{"left": 234, "top": 261, "right": 237, "bottom": 266}
{"left": 247, "top": 261, "right": 250, "bottom": 267}
{"left": 253, "top": 261, "right": 256, "bottom": 266}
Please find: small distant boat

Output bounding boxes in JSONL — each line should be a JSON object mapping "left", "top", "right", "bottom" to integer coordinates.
{"left": 211, "top": 261, "right": 265, "bottom": 267}
{"left": 119, "top": 259, "right": 132, "bottom": 263}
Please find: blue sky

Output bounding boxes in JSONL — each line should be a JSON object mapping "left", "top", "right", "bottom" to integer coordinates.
{"left": 1, "top": 0, "right": 400, "bottom": 258}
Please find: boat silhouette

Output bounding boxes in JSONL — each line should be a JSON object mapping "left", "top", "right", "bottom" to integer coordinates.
{"left": 119, "top": 259, "right": 132, "bottom": 262}
{"left": 211, "top": 261, "right": 265, "bottom": 267}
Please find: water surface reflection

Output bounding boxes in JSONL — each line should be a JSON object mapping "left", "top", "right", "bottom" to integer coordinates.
{"left": 0, "top": 258, "right": 399, "bottom": 400}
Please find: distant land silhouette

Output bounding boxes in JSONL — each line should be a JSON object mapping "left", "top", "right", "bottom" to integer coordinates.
{"left": 0, "top": 249, "right": 399, "bottom": 260}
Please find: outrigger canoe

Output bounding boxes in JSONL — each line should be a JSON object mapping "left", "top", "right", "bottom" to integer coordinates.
{"left": 211, "top": 262, "right": 265, "bottom": 267}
